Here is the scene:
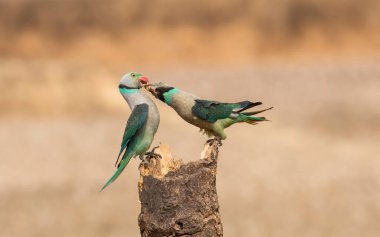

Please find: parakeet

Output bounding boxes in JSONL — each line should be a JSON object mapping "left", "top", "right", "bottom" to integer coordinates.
{"left": 145, "top": 82, "right": 271, "bottom": 142}
{"left": 101, "top": 72, "right": 160, "bottom": 191}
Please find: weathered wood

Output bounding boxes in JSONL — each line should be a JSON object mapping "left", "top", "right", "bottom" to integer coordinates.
{"left": 138, "top": 142, "right": 223, "bottom": 237}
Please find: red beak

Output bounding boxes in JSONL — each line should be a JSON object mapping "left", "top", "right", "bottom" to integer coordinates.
{"left": 139, "top": 76, "right": 149, "bottom": 84}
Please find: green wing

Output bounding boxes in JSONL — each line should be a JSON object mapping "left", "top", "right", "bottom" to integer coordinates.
{"left": 101, "top": 103, "right": 148, "bottom": 191}
{"left": 192, "top": 99, "right": 261, "bottom": 123}
{"left": 114, "top": 103, "right": 148, "bottom": 167}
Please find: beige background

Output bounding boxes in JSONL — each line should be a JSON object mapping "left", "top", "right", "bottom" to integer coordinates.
{"left": 0, "top": 1, "right": 379, "bottom": 236}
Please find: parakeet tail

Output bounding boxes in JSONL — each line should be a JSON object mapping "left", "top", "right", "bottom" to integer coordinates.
{"left": 115, "top": 145, "right": 126, "bottom": 167}
{"left": 101, "top": 152, "right": 134, "bottom": 191}
{"left": 243, "top": 106, "right": 273, "bottom": 116}
{"left": 235, "top": 101, "right": 262, "bottom": 113}
{"left": 243, "top": 115, "right": 267, "bottom": 125}
{"left": 222, "top": 114, "right": 267, "bottom": 128}
{"left": 243, "top": 114, "right": 267, "bottom": 123}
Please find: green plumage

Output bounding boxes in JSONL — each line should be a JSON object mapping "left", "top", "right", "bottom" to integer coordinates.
{"left": 101, "top": 152, "right": 134, "bottom": 191}
{"left": 115, "top": 104, "right": 148, "bottom": 166}
{"left": 102, "top": 104, "right": 148, "bottom": 191}
{"left": 192, "top": 100, "right": 262, "bottom": 123}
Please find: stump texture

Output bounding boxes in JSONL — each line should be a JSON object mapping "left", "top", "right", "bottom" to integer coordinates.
{"left": 138, "top": 142, "right": 223, "bottom": 237}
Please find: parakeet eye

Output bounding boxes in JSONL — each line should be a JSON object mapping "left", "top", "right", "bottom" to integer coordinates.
{"left": 131, "top": 73, "right": 135, "bottom": 77}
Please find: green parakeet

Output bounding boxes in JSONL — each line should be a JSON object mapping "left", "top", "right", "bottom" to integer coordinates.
{"left": 101, "top": 73, "right": 160, "bottom": 191}
{"left": 145, "top": 82, "right": 271, "bottom": 141}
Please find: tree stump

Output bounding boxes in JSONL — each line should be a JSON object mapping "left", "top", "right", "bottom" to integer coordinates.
{"left": 138, "top": 141, "right": 223, "bottom": 237}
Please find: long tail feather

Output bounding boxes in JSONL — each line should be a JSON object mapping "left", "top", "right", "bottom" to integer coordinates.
{"left": 221, "top": 114, "right": 266, "bottom": 128}
{"left": 235, "top": 101, "right": 262, "bottom": 113}
{"left": 245, "top": 121, "right": 258, "bottom": 125}
{"left": 243, "top": 106, "right": 273, "bottom": 116}
{"left": 246, "top": 116, "right": 267, "bottom": 121}
{"left": 221, "top": 104, "right": 272, "bottom": 128}
{"left": 101, "top": 152, "right": 134, "bottom": 191}
{"left": 114, "top": 146, "right": 126, "bottom": 167}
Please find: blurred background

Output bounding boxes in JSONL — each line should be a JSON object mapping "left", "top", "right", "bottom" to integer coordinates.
{"left": 0, "top": 0, "right": 379, "bottom": 236}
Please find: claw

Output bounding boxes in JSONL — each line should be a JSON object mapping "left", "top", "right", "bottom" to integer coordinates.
{"left": 145, "top": 152, "right": 162, "bottom": 160}
{"left": 150, "top": 146, "right": 160, "bottom": 154}
{"left": 206, "top": 137, "right": 223, "bottom": 146}
{"left": 142, "top": 146, "right": 162, "bottom": 163}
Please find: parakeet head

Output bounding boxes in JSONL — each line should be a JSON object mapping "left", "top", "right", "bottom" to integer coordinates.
{"left": 119, "top": 72, "right": 149, "bottom": 94}
{"left": 145, "top": 82, "right": 177, "bottom": 103}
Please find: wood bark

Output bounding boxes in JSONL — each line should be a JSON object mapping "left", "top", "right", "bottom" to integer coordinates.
{"left": 138, "top": 142, "right": 223, "bottom": 237}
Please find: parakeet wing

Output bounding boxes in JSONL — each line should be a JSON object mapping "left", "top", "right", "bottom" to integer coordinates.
{"left": 115, "top": 103, "right": 148, "bottom": 166}
{"left": 192, "top": 99, "right": 236, "bottom": 123}
{"left": 192, "top": 99, "right": 261, "bottom": 123}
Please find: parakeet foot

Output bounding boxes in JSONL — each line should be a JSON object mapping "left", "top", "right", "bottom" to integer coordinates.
{"left": 142, "top": 146, "right": 162, "bottom": 163}
{"left": 206, "top": 137, "right": 223, "bottom": 146}
{"left": 144, "top": 152, "right": 162, "bottom": 160}
{"left": 140, "top": 152, "right": 162, "bottom": 167}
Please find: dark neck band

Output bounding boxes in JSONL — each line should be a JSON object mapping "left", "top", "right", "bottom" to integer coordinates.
{"left": 119, "top": 84, "right": 141, "bottom": 90}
